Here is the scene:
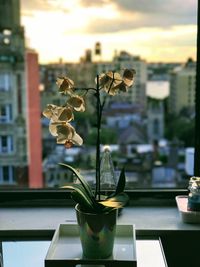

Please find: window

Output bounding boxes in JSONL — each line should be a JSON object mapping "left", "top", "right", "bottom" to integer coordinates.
{"left": 0, "top": 166, "right": 14, "bottom": 184}
{"left": 16, "top": 73, "right": 22, "bottom": 114}
{"left": 153, "top": 119, "right": 159, "bottom": 136}
{"left": 0, "top": 73, "right": 11, "bottom": 91}
{"left": 0, "top": 104, "right": 12, "bottom": 123}
{"left": 0, "top": 0, "right": 198, "bottom": 193}
{"left": 0, "top": 136, "right": 14, "bottom": 154}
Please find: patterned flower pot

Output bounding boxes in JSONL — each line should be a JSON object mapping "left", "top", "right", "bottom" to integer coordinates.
{"left": 75, "top": 204, "right": 118, "bottom": 259}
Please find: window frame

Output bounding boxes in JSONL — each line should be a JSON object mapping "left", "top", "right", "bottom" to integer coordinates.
{"left": 194, "top": 0, "right": 200, "bottom": 175}
{"left": 0, "top": 2, "right": 199, "bottom": 206}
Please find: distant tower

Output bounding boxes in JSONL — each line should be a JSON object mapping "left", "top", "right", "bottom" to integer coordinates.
{"left": 95, "top": 42, "right": 101, "bottom": 55}
{"left": 94, "top": 42, "right": 102, "bottom": 62}
{"left": 147, "top": 98, "right": 164, "bottom": 143}
{"left": 85, "top": 49, "right": 92, "bottom": 63}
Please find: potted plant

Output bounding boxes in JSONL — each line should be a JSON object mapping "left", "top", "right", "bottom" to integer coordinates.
{"left": 43, "top": 68, "right": 136, "bottom": 259}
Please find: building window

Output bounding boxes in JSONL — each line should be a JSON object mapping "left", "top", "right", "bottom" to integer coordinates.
{"left": 0, "top": 166, "right": 14, "bottom": 184}
{"left": 0, "top": 104, "right": 12, "bottom": 123}
{"left": 16, "top": 73, "right": 22, "bottom": 114}
{"left": 0, "top": 73, "right": 11, "bottom": 91}
{"left": 153, "top": 119, "right": 159, "bottom": 135}
{"left": 0, "top": 135, "right": 14, "bottom": 154}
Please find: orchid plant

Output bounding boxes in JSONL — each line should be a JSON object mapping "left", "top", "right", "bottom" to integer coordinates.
{"left": 43, "top": 68, "right": 136, "bottom": 213}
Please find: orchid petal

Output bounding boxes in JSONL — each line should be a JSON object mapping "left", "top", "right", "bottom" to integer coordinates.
{"left": 123, "top": 69, "right": 136, "bottom": 87}
{"left": 57, "top": 124, "right": 75, "bottom": 138}
{"left": 72, "top": 132, "right": 83, "bottom": 145}
{"left": 49, "top": 122, "right": 58, "bottom": 136}
{"left": 58, "top": 107, "right": 74, "bottom": 122}
{"left": 56, "top": 77, "right": 74, "bottom": 94}
{"left": 67, "top": 96, "right": 85, "bottom": 112}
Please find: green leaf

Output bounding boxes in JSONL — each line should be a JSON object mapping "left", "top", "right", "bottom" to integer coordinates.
{"left": 60, "top": 163, "right": 123, "bottom": 213}
{"left": 100, "top": 192, "right": 129, "bottom": 208}
{"left": 115, "top": 167, "right": 126, "bottom": 196}
{"left": 71, "top": 191, "right": 95, "bottom": 213}
{"left": 60, "top": 163, "right": 106, "bottom": 212}
{"left": 63, "top": 184, "right": 110, "bottom": 213}
{"left": 62, "top": 184, "right": 94, "bottom": 211}
{"left": 59, "top": 163, "right": 94, "bottom": 200}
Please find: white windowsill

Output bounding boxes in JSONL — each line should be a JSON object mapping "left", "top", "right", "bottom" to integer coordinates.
{"left": 0, "top": 206, "right": 199, "bottom": 237}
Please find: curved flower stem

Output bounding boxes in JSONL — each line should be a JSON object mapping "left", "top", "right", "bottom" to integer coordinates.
{"left": 95, "top": 75, "right": 102, "bottom": 200}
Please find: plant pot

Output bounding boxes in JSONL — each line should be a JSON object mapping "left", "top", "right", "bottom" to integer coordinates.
{"left": 75, "top": 204, "right": 118, "bottom": 259}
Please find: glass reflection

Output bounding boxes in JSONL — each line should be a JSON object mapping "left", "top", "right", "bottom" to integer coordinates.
{"left": 2, "top": 241, "right": 50, "bottom": 267}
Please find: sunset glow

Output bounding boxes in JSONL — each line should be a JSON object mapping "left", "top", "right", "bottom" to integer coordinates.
{"left": 20, "top": 0, "right": 197, "bottom": 64}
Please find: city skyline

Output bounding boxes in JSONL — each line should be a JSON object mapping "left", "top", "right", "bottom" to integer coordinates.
{"left": 20, "top": 0, "right": 197, "bottom": 64}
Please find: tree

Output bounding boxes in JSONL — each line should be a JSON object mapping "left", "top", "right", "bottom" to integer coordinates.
{"left": 165, "top": 114, "right": 195, "bottom": 147}
{"left": 86, "top": 128, "right": 118, "bottom": 145}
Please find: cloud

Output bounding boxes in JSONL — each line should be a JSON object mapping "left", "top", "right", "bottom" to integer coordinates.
{"left": 21, "top": 0, "right": 53, "bottom": 12}
{"left": 113, "top": 0, "right": 196, "bottom": 16}
{"left": 21, "top": 0, "right": 197, "bottom": 30}
{"left": 79, "top": 0, "right": 110, "bottom": 7}
{"left": 80, "top": 0, "right": 197, "bottom": 33}
{"left": 20, "top": 0, "right": 70, "bottom": 15}
{"left": 87, "top": 13, "right": 196, "bottom": 34}
{"left": 80, "top": 0, "right": 196, "bottom": 17}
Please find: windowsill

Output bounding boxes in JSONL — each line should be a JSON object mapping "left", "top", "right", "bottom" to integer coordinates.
{"left": 0, "top": 205, "right": 199, "bottom": 238}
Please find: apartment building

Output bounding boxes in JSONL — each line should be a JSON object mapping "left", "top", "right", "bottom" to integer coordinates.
{"left": 0, "top": 0, "right": 27, "bottom": 186}
{"left": 0, "top": 0, "right": 43, "bottom": 187}
{"left": 113, "top": 51, "right": 147, "bottom": 113}
{"left": 169, "top": 58, "right": 196, "bottom": 115}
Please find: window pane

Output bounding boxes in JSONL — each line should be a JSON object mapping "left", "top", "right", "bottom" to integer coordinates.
{"left": 0, "top": 166, "right": 14, "bottom": 184}
{"left": 0, "top": 73, "right": 11, "bottom": 91}
{"left": 3, "top": 166, "right": 9, "bottom": 182}
{"left": 0, "top": 136, "right": 13, "bottom": 153}
{"left": 0, "top": 104, "right": 12, "bottom": 123}
{"left": 0, "top": 0, "right": 197, "bottom": 190}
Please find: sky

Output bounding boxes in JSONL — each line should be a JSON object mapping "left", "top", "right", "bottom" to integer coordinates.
{"left": 20, "top": 0, "right": 197, "bottom": 64}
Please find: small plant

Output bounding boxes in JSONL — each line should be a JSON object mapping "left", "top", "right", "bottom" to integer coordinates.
{"left": 43, "top": 69, "right": 136, "bottom": 213}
